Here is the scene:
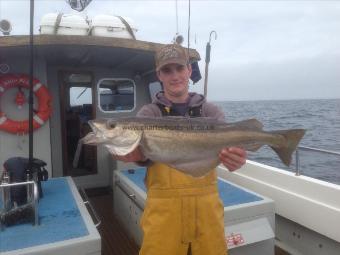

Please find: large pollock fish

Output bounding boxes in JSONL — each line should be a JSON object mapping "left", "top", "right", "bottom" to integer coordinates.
{"left": 82, "top": 117, "right": 305, "bottom": 177}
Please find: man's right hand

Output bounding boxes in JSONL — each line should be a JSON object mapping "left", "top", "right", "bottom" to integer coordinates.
{"left": 112, "top": 146, "right": 146, "bottom": 163}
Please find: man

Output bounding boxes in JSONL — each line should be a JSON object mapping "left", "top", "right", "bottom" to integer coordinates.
{"left": 115, "top": 44, "right": 246, "bottom": 255}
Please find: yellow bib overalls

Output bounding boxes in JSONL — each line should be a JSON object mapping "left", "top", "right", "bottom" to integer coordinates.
{"left": 139, "top": 162, "right": 227, "bottom": 255}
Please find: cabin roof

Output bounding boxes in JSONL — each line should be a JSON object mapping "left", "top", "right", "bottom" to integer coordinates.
{"left": 0, "top": 35, "right": 201, "bottom": 75}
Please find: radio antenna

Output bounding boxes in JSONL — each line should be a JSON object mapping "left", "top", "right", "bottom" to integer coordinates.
{"left": 175, "top": 0, "right": 179, "bottom": 35}
{"left": 187, "top": 0, "right": 191, "bottom": 56}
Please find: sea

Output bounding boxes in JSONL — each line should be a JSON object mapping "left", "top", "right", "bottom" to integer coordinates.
{"left": 214, "top": 98, "right": 340, "bottom": 185}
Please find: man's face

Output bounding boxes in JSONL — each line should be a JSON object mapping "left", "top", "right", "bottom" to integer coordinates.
{"left": 157, "top": 63, "right": 192, "bottom": 98}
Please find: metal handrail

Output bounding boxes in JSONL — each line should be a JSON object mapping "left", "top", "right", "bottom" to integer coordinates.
{"left": 78, "top": 188, "right": 101, "bottom": 228}
{"left": 295, "top": 146, "right": 340, "bottom": 176}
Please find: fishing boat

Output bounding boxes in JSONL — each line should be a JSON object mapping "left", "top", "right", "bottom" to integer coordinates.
{"left": 0, "top": 4, "right": 339, "bottom": 255}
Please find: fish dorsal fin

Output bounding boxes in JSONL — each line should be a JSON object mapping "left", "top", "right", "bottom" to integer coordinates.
{"left": 231, "top": 118, "right": 263, "bottom": 131}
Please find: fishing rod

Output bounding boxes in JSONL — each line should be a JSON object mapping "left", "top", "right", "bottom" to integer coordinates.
{"left": 28, "top": 0, "right": 34, "bottom": 173}
{"left": 28, "top": 0, "right": 92, "bottom": 169}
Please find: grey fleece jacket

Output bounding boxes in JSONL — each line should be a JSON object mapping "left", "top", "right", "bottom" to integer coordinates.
{"left": 137, "top": 91, "right": 225, "bottom": 121}
{"left": 135, "top": 91, "right": 225, "bottom": 166}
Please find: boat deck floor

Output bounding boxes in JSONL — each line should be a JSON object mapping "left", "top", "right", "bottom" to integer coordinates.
{"left": 86, "top": 187, "right": 289, "bottom": 255}
{"left": 86, "top": 188, "right": 139, "bottom": 255}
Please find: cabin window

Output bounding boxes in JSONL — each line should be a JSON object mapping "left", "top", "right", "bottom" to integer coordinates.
{"left": 98, "top": 78, "right": 135, "bottom": 112}
{"left": 70, "top": 87, "right": 93, "bottom": 106}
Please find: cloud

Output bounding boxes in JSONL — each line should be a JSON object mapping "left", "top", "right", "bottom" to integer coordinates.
{"left": 1, "top": 0, "right": 340, "bottom": 101}
{"left": 203, "top": 53, "right": 340, "bottom": 101}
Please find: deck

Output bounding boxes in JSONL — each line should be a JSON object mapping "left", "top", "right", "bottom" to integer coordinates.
{"left": 87, "top": 188, "right": 139, "bottom": 255}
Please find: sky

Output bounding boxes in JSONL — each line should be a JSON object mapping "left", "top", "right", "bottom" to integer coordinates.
{"left": 0, "top": 0, "right": 339, "bottom": 101}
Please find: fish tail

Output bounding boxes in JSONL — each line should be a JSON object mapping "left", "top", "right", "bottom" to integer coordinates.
{"left": 270, "top": 129, "right": 306, "bottom": 166}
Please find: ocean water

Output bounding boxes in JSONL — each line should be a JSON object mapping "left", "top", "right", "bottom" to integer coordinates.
{"left": 214, "top": 98, "right": 340, "bottom": 185}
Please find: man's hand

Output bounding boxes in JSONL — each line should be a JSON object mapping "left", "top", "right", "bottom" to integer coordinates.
{"left": 112, "top": 146, "right": 146, "bottom": 163}
{"left": 219, "top": 147, "right": 247, "bottom": 172}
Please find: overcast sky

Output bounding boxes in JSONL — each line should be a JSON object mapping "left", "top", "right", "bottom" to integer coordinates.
{"left": 0, "top": 0, "right": 339, "bottom": 101}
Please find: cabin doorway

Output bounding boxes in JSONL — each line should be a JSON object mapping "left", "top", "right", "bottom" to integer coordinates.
{"left": 59, "top": 72, "right": 97, "bottom": 177}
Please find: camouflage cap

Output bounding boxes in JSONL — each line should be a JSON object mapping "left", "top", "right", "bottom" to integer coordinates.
{"left": 155, "top": 44, "right": 189, "bottom": 71}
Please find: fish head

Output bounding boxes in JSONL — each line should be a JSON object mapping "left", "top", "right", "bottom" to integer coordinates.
{"left": 85, "top": 119, "right": 142, "bottom": 156}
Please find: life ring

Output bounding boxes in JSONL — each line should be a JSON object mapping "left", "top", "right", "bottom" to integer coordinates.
{"left": 0, "top": 74, "right": 52, "bottom": 134}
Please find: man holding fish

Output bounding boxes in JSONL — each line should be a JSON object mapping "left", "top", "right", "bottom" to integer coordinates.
{"left": 114, "top": 44, "right": 246, "bottom": 255}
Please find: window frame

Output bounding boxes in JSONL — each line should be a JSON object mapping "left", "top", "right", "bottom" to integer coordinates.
{"left": 97, "top": 78, "right": 136, "bottom": 113}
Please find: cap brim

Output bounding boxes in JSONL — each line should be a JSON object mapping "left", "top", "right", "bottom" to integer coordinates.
{"left": 156, "top": 58, "right": 188, "bottom": 71}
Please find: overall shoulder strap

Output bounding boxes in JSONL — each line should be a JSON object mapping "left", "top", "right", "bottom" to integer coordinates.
{"left": 156, "top": 103, "right": 202, "bottom": 117}
{"left": 188, "top": 105, "right": 203, "bottom": 117}
{"left": 155, "top": 103, "right": 171, "bottom": 116}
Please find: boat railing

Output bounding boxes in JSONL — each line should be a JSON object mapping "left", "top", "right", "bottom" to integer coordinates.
{"left": 295, "top": 146, "right": 340, "bottom": 176}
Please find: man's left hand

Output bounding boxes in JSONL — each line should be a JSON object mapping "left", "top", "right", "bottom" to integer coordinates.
{"left": 219, "top": 147, "right": 247, "bottom": 172}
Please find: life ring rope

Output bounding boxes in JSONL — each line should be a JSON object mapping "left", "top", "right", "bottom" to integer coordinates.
{"left": 0, "top": 74, "right": 52, "bottom": 134}
{"left": 33, "top": 114, "right": 45, "bottom": 125}
{"left": 0, "top": 116, "right": 7, "bottom": 125}
{"left": 33, "top": 83, "right": 42, "bottom": 92}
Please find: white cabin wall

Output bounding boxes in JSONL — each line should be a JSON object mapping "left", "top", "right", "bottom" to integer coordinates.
{"left": 46, "top": 65, "right": 63, "bottom": 177}
{"left": 0, "top": 56, "right": 52, "bottom": 177}
{"left": 47, "top": 65, "right": 152, "bottom": 188}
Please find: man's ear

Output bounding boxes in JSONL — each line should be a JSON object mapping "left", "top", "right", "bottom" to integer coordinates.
{"left": 156, "top": 70, "right": 161, "bottom": 81}
{"left": 187, "top": 64, "right": 192, "bottom": 76}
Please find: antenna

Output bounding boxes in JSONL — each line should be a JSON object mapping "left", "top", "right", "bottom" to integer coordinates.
{"left": 175, "top": 0, "right": 179, "bottom": 35}
{"left": 173, "top": 0, "right": 184, "bottom": 45}
{"left": 187, "top": 0, "right": 191, "bottom": 56}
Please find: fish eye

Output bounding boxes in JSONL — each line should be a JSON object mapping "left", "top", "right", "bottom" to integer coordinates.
{"left": 106, "top": 120, "right": 116, "bottom": 129}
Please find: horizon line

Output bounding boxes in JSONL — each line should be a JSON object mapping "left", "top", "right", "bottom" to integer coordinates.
{"left": 211, "top": 97, "right": 340, "bottom": 103}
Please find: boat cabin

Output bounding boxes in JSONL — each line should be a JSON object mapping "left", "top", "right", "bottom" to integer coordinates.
{"left": 0, "top": 34, "right": 200, "bottom": 187}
